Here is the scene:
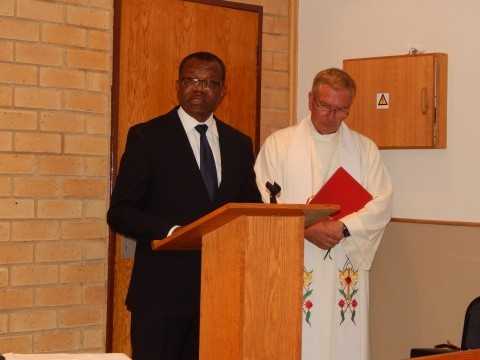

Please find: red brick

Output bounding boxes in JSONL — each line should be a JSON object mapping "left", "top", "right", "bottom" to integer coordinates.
{"left": 0, "top": 62, "right": 37, "bottom": 85}
{"left": 35, "top": 285, "right": 82, "bottom": 306}
{"left": 9, "top": 309, "right": 57, "bottom": 332}
{"left": 0, "top": 131, "right": 12, "bottom": 151}
{"left": 83, "top": 240, "right": 106, "bottom": 260}
{"left": 15, "top": 87, "right": 62, "bottom": 110}
{"left": 0, "top": 267, "right": 8, "bottom": 287}
{"left": 34, "top": 329, "right": 81, "bottom": 352}
{"left": 16, "top": 42, "right": 64, "bottom": 66}
{"left": 82, "top": 326, "right": 104, "bottom": 349}
{"left": 85, "top": 114, "right": 107, "bottom": 134}
{"left": 66, "top": 6, "right": 110, "bottom": 30}
{"left": 0, "top": 40, "right": 14, "bottom": 61}
{"left": 15, "top": 132, "right": 62, "bottom": 153}
{"left": 40, "top": 111, "right": 85, "bottom": 133}
{"left": 84, "top": 284, "right": 105, "bottom": 305}
{"left": 88, "top": 30, "right": 110, "bottom": 50}
{"left": 0, "top": 313, "right": 6, "bottom": 333}
{"left": 0, "top": 154, "right": 35, "bottom": 174}
{"left": 35, "top": 241, "right": 82, "bottom": 262}
{"left": 0, "top": 176, "right": 11, "bottom": 196}
{"left": 37, "top": 200, "right": 82, "bottom": 218}
{"left": 0, "top": 18, "right": 39, "bottom": 41}
{"left": 64, "top": 135, "right": 108, "bottom": 155}
{"left": 38, "top": 155, "right": 84, "bottom": 175}
{"left": 42, "top": 23, "right": 87, "bottom": 47}
{"left": 14, "top": 177, "right": 60, "bottom": 197}
{"left": 63, "top": 178, "right": 107, "bottom": 199}
{"left": 66, "top": 48, "right": 109, "bottom": 71}
{"left": 11, "top": 264, "right": 58, "bottom": 286}
{"left": 40, "top": 67, "right": 86, "bottom": 89}
{"left": 0, "top": 85, "right": 13, "bottom": 106}
{"left": 84, "top": 156, "right": 107, "bottom": 176}
{"left": 12, "top": 220, "right": 60, "bottom": 241}
{"left": 0, "top": 109, "right": 37, "bottom": 130}
{"left": 83, "top": 200, "right": 106, "bottom": 218}
{"left": 0, "top": 0, "right": 15, "bottom": 16}
{"left": 86, "top": 71, "right": 110, "bottom": 92}
{"left": 0, "top": 288, "right": 33, "bottom": 309}
{"left": 0, "top": 199, "right": 34, "bottom": 219}
{"left": 64, "top": 90, "right": 107, "bottom": 113}
{"left": 60, "top": 262, "right": 105, "bottom": 283}
{"left": 0, "top": 222, "right": 10, "bottom": 241}
{"left": 58, "top": 306, "right": 104, "bottom": 327}
{"left": 61, "top": 219, "right": 106, "bottom": 239}
{"left": 0, "top": 335, "right": 32, "bottom": 353}
{"left": 17, "top": 0, "right": 65, "bottom": 23}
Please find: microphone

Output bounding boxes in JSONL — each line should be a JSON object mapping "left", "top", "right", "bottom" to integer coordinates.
{"left": 265, "top": 181, "right": 281, "bottom": 204}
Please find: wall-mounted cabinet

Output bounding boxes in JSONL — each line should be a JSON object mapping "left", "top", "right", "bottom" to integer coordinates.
{"left": 343, "top": 53, "right": 447, "bottom": 149}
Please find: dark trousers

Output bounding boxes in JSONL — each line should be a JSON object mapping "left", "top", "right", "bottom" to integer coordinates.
{"left": 130, "top": 310, "right": 199, "bottom": 360}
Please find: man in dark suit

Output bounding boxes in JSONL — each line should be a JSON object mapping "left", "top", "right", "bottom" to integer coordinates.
{"left": 107, "top": 52, "right": 261, "bottom": 360}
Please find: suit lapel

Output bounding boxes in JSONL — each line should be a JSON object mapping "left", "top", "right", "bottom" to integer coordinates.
{"left": 168, "top": 109, "right": 212, "bottom": 202}
{"left": 216, "top": 120, "right": 235, "bottom": 203}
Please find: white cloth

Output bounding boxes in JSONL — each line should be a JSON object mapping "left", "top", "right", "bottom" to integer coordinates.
{"left": 254, "top": 117, "right": 392, "bottom": 360}
{"left": 2, "top": 354, "right": 130, "bottom": 360}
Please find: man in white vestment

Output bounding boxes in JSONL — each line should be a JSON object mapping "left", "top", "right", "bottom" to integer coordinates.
{"left": 254, "top": 68, "right": 393, "bottom": 360}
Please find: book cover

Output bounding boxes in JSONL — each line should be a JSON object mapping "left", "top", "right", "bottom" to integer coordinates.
{"left": 309, "top": 166, "right": 372, "bottom": 220}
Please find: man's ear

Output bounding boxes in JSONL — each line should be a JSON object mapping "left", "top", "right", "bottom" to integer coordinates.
{"left": 308, "top": 91, "right": 313, "bottom": 111}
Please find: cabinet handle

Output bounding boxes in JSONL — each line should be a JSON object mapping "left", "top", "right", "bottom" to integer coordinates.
{"left": 421, "top": 87, "right": 428, "bottom": 114}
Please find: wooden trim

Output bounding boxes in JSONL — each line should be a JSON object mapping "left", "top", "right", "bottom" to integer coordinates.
{"left": 343, "top": 52, "right": 446, "bottom": 62}
{"left": 106, "top": 0, "right": 122, "bottom": 350}
{"left": 186, "top": 0, "right": 262, "bottom": 12}
{"left": 289, "top": 0, "right": 299, "bottom": 126}
{"left": 392, "top": 217, "right": 480, "bottom": 227}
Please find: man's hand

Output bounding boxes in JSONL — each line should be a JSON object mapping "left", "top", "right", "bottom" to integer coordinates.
{"left": 304, "top": 219, "right": 344, "bottom": 250}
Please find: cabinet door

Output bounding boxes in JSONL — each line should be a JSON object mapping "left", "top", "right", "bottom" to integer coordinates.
{"left": 343, "top": 53, "right": 447, "bottom": 149}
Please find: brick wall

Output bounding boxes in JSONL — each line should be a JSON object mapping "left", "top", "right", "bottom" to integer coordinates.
{"left": 239, "top": 0, "right": 293, "bottom": 141}
{"left": 0, "top": 0, "right": 292, "bottom": 354}
{"left": 0, "top": 0, "right": 112, "bottom": 353}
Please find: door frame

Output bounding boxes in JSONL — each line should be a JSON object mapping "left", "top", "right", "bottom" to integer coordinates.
{"left": 106, "top": 0, "right": 263, "bottom": 350}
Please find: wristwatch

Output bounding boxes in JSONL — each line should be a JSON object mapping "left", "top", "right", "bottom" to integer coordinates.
{"left": 342, "top": 223, "right": 351, "bottom": 238}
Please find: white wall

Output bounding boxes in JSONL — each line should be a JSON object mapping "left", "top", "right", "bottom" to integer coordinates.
{"left": 298, "top": 0, "right": 480, "bottom": 222}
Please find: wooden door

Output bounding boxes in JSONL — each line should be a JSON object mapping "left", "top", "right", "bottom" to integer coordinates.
{"left": 108, "top": 0, "right": 262, "bottom": 353}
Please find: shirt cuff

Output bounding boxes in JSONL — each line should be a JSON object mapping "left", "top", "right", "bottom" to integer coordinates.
{"left": 167, "top": 225, "right": 180, "bottom": 236}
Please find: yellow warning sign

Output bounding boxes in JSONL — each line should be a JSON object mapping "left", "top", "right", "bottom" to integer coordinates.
{"left": 378, "top": 94, "right": 388, "bottom": 106}
{"left": 376, "top": 93, "right": 389, "bottom": 109}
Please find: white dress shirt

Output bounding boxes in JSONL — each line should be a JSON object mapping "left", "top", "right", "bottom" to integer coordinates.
{"left": 178, "top": 106, "right": 222, "bottom": 184}
{"left": 167, "top": 107, "right": 223, "bottom": 236}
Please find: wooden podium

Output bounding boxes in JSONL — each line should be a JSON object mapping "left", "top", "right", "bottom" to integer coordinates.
{"left": 412, "top": 350, "right": 480, "bottom": 359}
{"left": 151, "top": 203, "right": 339, "bottom": 360}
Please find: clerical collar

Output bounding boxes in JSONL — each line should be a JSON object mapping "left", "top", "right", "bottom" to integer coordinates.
{"left": 307, "top": 117, "right": 340, "bottom": 143}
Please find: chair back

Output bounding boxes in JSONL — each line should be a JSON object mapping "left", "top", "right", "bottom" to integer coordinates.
{"left": 461, "top": 296, "right": 480, "bottom": 350}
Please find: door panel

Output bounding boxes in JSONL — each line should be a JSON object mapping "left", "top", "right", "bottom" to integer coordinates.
{"left": 109, "top": 0, "right": 262, "bottom": 354}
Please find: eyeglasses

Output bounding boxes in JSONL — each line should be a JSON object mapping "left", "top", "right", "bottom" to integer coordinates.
{"left": 180, "top": 77, "right": 222, "bottom": 90}
{"left": 312, "top": 99, "right": 350, "bottom": 118}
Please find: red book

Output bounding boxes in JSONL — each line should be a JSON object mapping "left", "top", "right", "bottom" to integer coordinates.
{"left": 309, "top": 166, "right": 372, "bottom": 220}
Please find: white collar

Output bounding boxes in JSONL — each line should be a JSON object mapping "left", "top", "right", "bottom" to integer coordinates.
{"left": 178, "top": 106, "right": 218, "bottom": 138}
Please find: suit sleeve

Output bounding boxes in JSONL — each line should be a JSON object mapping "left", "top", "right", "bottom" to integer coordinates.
{"left": 107, "top": 125, "right": 174, "bottom": 242}
{"left": 238, "top": 137, "right": 262, "bottom": 203}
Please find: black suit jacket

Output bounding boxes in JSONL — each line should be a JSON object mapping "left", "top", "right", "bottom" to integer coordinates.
{"left": 107, "top": 107, "right": 261, "bottom": 314}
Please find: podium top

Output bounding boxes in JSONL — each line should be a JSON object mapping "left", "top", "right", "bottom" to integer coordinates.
{"left": 151, "top": 202, "right": 339, "bottom": 251}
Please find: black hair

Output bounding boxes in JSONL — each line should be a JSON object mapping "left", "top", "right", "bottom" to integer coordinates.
{"left": 179, "top": 52, "right": 226, "bottom": 81}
